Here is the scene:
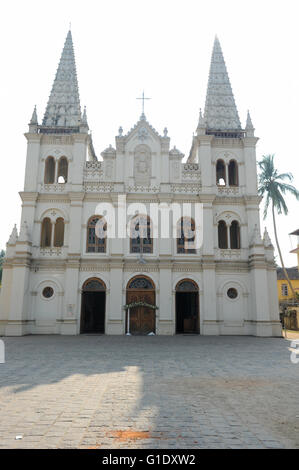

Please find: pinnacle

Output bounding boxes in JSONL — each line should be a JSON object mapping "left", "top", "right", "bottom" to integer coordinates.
{"left": 30, "top": 105, "right": 38, "bottom": 125}
{"left": 246, "top": 110, "right": 254, "bottom": 129}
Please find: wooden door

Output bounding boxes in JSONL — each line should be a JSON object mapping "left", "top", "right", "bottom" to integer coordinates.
{"left": 126, "top": 289, "right": 155, "bottom": 335}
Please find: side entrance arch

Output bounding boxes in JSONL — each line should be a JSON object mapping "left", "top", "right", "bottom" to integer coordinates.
{"left": 126, "top": 275, "right": 156, "bottom": 335}
{"left": 176, "top": 279, "right": 199, "bottom": 334}
{"left": 80, "top": 278, "right": 106, "bottom": 334}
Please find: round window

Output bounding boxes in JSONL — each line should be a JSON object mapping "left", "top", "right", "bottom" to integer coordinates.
{"left": 227, "top": 288, "right": 238, "bottom": 299}
{"left": 42, "top": 287, "right": 54, "bottom": 298}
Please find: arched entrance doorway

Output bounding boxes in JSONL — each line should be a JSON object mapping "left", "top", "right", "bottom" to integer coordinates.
{"left": 176, "top": 279, "right": 199, "bottom": 334}
{"left": 126, "top": 276, "right": 156, "bottom": 335}
{"left": 80, "top": 278, "right": 106, "bottom": 334}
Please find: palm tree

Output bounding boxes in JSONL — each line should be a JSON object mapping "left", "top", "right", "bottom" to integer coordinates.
{"left": 258, "top": 154, "right": 299, "bottom": 299}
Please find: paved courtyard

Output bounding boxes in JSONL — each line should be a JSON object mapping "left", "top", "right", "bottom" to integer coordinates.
{"left": 0, "top": 334, "right": 298, "bottom": 449}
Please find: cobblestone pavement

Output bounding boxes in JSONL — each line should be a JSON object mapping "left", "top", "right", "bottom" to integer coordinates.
{"left": 0, "top": 335, "right": 298, "bottom": 449}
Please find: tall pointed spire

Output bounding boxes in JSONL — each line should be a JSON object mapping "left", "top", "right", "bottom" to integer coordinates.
{"left": 42, "top": 30, "right": 81, "bottom": 128}
{"left": 204, "top": 36, "right": 241, "bottom": 132}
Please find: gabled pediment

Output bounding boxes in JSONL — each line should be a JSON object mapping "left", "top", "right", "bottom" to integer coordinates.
{"left": 116, "top": 115, "right": 169, "bottom": 149}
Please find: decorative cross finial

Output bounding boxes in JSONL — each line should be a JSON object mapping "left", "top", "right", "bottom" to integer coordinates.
{"left": 137, "top": 90, "right": 151, "bottom": 117}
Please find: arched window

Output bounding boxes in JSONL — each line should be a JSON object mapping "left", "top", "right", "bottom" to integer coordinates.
{"left": 228, "top": 160, "right": 238, "bottom": 186}
{"left": 230, "top": 220, "right": 241, "bottom": 249}
{"left": 44, "top": 157, "right": 55, "bottom": 184}
{"left": 57, "top": 157, "right": 68, "bottom": 183}
{"left": 218, "top": 220, "right": 228, "bottom": 249}
{"left": 176, "top": 279, "right": 199, "bottom": 291}
{"left": 53, "top": 218, "right": 64, "bottom": 247}
{"left": 40, "top": 217, "right": 52, "bottom": 247}
{"left": 86, "top": 216, "right": 107, "bottom": 253}
{"left": 127, "top": 276, "right": 155, "bottom": 289}
{"left": 130, "top": 215, "right": 153, "bottom": 253}
{"left": 83, "top": 278, "right": 106, "bottom": 291}
{"left": 177, "top": 217, "right": 196, "bottom": 253}
{"left": 216, "top": 159, "right": 226, "bottom": 186}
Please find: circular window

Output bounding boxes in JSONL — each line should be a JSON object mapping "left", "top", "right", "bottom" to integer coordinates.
{"left": 227, "top": 288, "right": 238, "bottom": 299}
{"left": 42, "top": 287, "right": 54, "bottom": 298}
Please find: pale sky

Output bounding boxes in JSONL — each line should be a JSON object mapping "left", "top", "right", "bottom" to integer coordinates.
{"left": 0, "top": 0, "right": 298, "bottom": 266}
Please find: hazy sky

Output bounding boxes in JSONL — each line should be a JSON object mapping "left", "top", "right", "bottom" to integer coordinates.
{"left": 0, "top": 0, "right": 298, "bottom": 265}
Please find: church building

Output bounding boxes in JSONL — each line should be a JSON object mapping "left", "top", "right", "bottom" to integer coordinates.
{"left": 0, "top": 31, "right": 281, "bottom": 336}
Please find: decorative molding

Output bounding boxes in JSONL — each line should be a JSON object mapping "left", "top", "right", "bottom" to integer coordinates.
{"left": 83, "top": 182, "right": 114, "bottom": 192}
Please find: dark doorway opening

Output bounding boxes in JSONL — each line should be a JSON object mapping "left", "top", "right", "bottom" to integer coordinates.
{"left": 81, "top": 292, "right": 105, "bottom": 334}
{"left": 80, "top": 278, "right": 106, "bottom": 334}
{"left": 175, "top": 280, "right": 199, "bottom": 334}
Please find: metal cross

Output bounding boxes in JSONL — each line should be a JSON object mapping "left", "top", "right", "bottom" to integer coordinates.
{"left": 137, "top": 91, "right": 151, "bottom": 115}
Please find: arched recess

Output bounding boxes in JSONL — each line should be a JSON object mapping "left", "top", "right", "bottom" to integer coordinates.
{"left": 126, "top": 275, "right": 156, "bottom": 335}
{"left": 175, "top": 279, "right": 199, "bottom": 334}
{"left": 177, "top": 217, "right": 196, "bottom": 254}
{"left": 230, "top": 220, "right": 241, "bottom": 249}
{"left": 130, "top": 214, "right": 153, "bottom": 254}
{"left": 57, "top": 157, "right": 68, "bottom": 183}
{"left": 40, "top": 217, "right": 52, "bottom": 247}
{"left": 44, "top": 156, "right": 55, "bottom": 184}
{"left": 53, "top": 218, "right": 64, "bottom": 247}
{"left": 80, "top": 278, "right": 106, "bottom": 334}
{"left": 228, "top": 159, "right": 238, "bottom": 186}
{"left": 218, "top": 220, "right": 228, "bottom": 249}
{"left": 216, "top": 159, "right": 226, "bottom": 185}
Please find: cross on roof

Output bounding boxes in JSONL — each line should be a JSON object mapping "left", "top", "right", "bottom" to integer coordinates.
{"left": 137, "top": 90, "right": 151, "bottom": 116}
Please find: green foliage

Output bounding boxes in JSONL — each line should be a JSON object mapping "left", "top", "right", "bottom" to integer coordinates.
{"left": 258, "top": 154, "right": 299, "bottom": 219}
{"left": 258, "top": 154, "right": 299, "bottom": 299}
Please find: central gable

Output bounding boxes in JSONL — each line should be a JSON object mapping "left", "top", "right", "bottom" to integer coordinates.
{"left": 122, "top": 116, "right": 164, "bottom": 154}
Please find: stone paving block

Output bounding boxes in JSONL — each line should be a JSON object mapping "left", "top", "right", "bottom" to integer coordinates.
{"left": 0, "top": 335, "right": 298, "bottom": 449}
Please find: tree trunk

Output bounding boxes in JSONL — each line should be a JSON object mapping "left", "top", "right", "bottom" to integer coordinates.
{"left": 272, "top": 202, "right": 296, "bottom": 299}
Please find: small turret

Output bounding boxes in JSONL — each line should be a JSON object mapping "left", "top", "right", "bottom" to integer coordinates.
{"left": 263, "top": 227, "right": 273, "bottom": 247}
{"left": 245, "top": 110, "right": 255, "bottom": 137}
{"left": 29, "top": 105, "right": 38, "bottom": 133}
{"left": 80, "top": 105, "right": 89, "bottom": 133}
{"left": 250, "top": 224, "right": 263, "bottom": 246}
{"left": 18, "top": 221, "right": 30, "bottom": 243}
{"left": 196, "top": 109, "right": 206, "bottom": 136}
{"left": 7, "top": 224, "right": 18, "bottom": 245}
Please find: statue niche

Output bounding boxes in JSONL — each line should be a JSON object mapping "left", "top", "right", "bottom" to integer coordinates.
{"left": 134, "top": 144, "right": 151, "bottom": 185}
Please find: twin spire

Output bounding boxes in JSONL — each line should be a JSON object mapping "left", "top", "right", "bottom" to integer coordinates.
{"left": 42, "top": 30, "right": 83, "bottom": 128}
{"left": 32, "top": 32, "right": 252, "bottom": 136}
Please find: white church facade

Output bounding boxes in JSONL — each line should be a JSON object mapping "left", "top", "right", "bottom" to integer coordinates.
{"left": 0, "top": 31, "right": 281, "bottom": 337}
